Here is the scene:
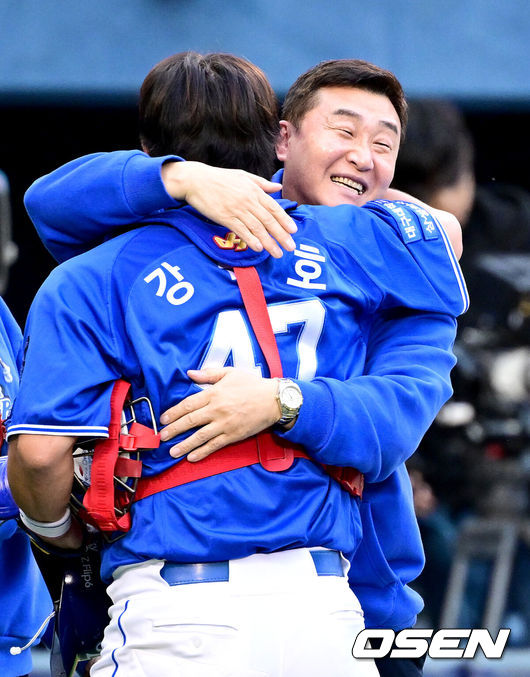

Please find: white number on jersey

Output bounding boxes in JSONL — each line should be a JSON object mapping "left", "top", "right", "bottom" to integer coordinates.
{"left": 201, "top": 299, "right": 325, "bottom": 379}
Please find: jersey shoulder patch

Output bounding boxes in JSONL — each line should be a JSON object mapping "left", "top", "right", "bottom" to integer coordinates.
{"left": 365, "top": 200, "right": 469, "bottom": 316}
{"left": 369, "top": 199, "right": 439, "bottom": 244}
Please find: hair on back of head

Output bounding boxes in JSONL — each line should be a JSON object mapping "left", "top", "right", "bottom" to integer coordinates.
{"left": 139, "top": 52, "right": 279, "bottom": 178}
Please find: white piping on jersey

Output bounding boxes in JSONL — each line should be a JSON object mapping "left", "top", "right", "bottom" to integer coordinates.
{"left": 6, "top": 423, "right": 109, "bottom": 439}
{"left": 434, "top": 218, "right": 470, "bottom": 314}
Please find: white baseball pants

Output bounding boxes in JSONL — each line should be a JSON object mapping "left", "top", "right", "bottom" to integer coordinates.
{"left": 90, "top": 548, "right": 379, "bottom": 676}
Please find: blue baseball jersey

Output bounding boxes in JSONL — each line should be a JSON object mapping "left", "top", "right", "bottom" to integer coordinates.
{"left": 10, "top": 198, "right": 465, "bottom": 584}
{"left": 0, "top": 297, "right": 53, "bottom": 675}
{"left": 24, "top": 151, "right": 468, "bottom": 627}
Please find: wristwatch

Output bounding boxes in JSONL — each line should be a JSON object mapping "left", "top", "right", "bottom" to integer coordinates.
{"left": 275, "top": 378, "right": 304, "bottom": 426}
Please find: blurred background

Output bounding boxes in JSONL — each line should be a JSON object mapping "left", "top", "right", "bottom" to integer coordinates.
{"left": 1, "top": 1, "right": 529, "bottom": 675}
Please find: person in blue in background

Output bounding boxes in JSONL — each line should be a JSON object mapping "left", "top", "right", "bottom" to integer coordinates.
{"left": 17, "top": 56, "right": 466, "bottom": 676}
{"left": 0, "top": 170, "right": 53, "bottom": 677}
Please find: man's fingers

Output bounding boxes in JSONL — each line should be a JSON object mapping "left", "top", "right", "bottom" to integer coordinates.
{"left": 160, "top": 367, "right": 233, "bottom": 435}
{"left": 255, "top": 203, "right": 296, "bottom": 251}
{"left": 227, "top": 217, "right": 264, "bottom": 253}
{"left": 229, "top": 219, "right": 271, "bottom": 256}
{"left": 159, "top": 390, "right": 209, "bottom": 427}
{"left": 259, "top": 193, "right": 298, "bottom": 235}
{"left": 233, "top": 203, "right": 297, "bottom": 258}
{"left": 231, "top": 215, "right": 283, "bottom": 258}
{"left": 186, "top": 435, "right": 230, "bottom": 462}
{"left": 187, "top": 367, "right": 230, "bottom": 384}
{"left": 251, "top": 175, "right": 283, "bottom": 194}
{"left": 159, "top": 406, "right": 211, "bottom": 441}
{"left": 169, "top": 424, "right": 222, "bottom": 458}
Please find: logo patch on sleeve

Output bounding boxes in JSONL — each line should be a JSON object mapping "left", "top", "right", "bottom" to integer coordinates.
{"left": 403, "top": 203, "right": 439, "bottom": 240}
{"left": 383, "top": 202, "right": 421, "bottom": 243}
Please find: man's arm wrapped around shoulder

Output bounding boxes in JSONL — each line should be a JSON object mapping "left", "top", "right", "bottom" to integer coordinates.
{"left": 277, "top": 308, "right": 457, "bottom": 483}
{"left": 25, "top": 151, "right": 179, "bottom": 262}
{"left": 276, "top": 201, "right": 467, "bottom": 482}
{"left": 25, "top": 151, "right": 296, "bottom": 263}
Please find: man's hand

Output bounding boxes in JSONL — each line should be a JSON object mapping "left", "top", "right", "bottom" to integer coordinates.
{"left": 161, "top": 161, "right": 297, "bottom": 258}
{"left": 160, "top": 367, "right": 281, "bottom": 461}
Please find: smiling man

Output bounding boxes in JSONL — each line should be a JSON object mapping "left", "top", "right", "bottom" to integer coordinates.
{"left": 277, "top": 68, "right": 403, "bottom": 208}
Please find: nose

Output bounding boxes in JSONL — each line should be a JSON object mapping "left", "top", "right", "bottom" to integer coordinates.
{"left": 346, "top": 141, "right": 374, "bottom": 171}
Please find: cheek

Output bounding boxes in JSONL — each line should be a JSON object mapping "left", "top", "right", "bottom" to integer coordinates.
{"left": 304, "top": 131, "right": 342, "bottom": 163}
{"left": 375, "top": 156, "right": 397, "bottom": 186}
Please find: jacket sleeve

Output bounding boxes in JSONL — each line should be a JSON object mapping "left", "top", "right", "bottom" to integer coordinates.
{"left": 277, "top": 201, "right": 464, "bottom": 482}
{"left": 24, "top": 151, "right": 181, "bottom": 262}
{"left": 278, "top": 308, "right": 457, "bottom": 483}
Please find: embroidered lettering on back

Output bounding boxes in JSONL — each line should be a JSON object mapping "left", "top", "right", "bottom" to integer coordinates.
{"left": 144, "top": 261, "right": 195, "bottom": 305}
{"left": 287, "top": 244, "right": 327, "bottom": 290}
{"left": 403, "top": 203, "right": 439, "bottom": 240}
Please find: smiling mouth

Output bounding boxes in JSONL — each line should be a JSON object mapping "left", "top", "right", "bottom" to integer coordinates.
{"left": 330, "top": 176, "right": 366, "bottom": 195}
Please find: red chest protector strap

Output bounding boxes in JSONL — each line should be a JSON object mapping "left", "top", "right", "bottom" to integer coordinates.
{"left": 82, "top": 380, "right": 160, "bottom": 531}
{"left": 136, "top": 264, "right": 309, "bottom": 508}
{"left": 233, "top": 266, "right": 283, "bottom": 378}
{"left": 82, "top": 265, "right": 362, "bottom": 533}
{"left": 134, "top": 435, "right": 309, "bottom": 502}
{"left": 135, "top": 264, "right": 363, "bottom": 503}
{"left": 233, "top": 266, "right": 295, "bottom": 471}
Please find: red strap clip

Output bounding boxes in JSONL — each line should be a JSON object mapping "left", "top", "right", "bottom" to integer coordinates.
{"left": 324, "top": 465, "right": 364, "bottom": 498}
{"left": 257, "top": 431, "right": 294, "bottom": 472}
{"left": 82, "top": 381, "right": 160, "bottom": 532}
{"left": 119, "top": 422, "right": 160, "bottom": 452}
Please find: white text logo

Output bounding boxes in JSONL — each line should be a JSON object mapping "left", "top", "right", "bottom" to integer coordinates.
{"left": 287, "top": 244, "right": 326, "bottom": 290}
{"left": 352, "top": 628, "right": 511, "bottom": 660}
{"left": 144, "top": 261, "right": 194, "bottom": 306}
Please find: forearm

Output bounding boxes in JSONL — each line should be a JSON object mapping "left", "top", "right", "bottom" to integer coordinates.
{"left": 8, "top": 434, "right": 76, "bottom": 521}
{"left": 278, "top": 312, "right": 457, "bottom": 481}
{"left": 26, "top": 151, "right": 294, "bottom": 264}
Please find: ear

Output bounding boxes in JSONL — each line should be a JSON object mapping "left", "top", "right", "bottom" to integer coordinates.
{"left": 275, "top": 120, "right": 294, "bottom": 162}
